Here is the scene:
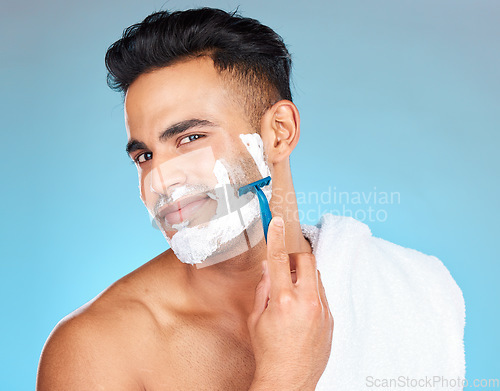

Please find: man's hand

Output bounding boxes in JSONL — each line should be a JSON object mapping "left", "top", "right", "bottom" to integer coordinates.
{"left": 247, "top": 216, "right": 334, "bottom": 391}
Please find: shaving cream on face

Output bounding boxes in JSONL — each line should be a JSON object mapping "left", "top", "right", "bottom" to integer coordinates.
{"left": 170, "top": 185, "right": 192, "bottom": 202}
{"left": 239, "top": 133, "right": 271, "bottom": 178}
{"left": 164, "top": 160, "right": 258, "bottom": 264}
{"left": 156, "top": 133, "right": 272, "bottom": 266}
{"left": 143, "top": 146, "right": 218, "bottom": 230}
{"left": 238, "top": 133, "right": 273, "bottom": 202}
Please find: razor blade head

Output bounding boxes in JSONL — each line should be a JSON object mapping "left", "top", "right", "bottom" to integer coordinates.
{"left": 238, "top": 176, "right": 271, "bottom": 196}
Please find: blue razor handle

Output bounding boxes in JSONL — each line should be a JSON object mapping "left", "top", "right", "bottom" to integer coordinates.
{"left": 238, "top": 176, "right": 272, "bottom": 242}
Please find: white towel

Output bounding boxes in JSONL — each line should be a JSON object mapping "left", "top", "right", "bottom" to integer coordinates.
{"left": 301, "top": 214, "right": 465, "bottom": 391}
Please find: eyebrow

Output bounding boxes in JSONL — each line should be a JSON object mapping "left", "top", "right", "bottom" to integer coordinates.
{"left": 125, "top": 118, "right": 217, "bottom": 157}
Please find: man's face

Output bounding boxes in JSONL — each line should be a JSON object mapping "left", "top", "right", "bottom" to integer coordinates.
{"left": 124, "top": 57, "right": 271, "bottom": 265}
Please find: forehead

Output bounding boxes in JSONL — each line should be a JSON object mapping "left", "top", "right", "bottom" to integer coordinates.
{"left": 124, "top": 56, "right": 237, "bottom": 137}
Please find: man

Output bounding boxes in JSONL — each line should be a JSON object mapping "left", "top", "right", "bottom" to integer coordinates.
{"left": 37, "top": 8, "right": 464, "bottom": 391}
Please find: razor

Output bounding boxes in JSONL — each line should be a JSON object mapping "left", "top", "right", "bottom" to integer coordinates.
{"left": 238, "top": 176, "right": 272, "bottom": 242}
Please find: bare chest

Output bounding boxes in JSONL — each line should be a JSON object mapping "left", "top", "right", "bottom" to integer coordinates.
{"left": 137, "top": 321, "right": 256, "bottom": 391}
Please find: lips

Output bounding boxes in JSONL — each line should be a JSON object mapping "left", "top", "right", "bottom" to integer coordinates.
{"left": 158, "top": 194, "right": 210, "bottom": 225}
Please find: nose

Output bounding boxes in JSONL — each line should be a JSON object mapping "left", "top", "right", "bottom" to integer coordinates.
{"left": 149, "top": 158, "right": 187, "bottom": 196}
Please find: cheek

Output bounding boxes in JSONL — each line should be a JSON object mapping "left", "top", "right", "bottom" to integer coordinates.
{"left": 139, "top": 179, "right": 146, "bottom": 203}
{"left": 176, "top": 146, "right": 219, "bottom": 188}
{"left": 139, "top": 175, "right": 147, "bottom": 204}
{"left": 181, "top": 160, "right": 218, "bottom": 187}
{"left": 138, "top": 169, "right": 156, "bottom": 210}
{"left": 225, "top": 147, "right": 267, "bottom": 186}
{"left": 238, "top": 133, "right": 271, "bottom": 179}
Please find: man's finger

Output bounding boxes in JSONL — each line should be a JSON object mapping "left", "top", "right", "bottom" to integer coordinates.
{"left": 317, "top": 270, "right": 330, "bottom": 310}
{"left": 292, "top": 252, "right": 317, "bottom": 292}
{"left": 266, "top": 216, "right": 293, "bottom": 295}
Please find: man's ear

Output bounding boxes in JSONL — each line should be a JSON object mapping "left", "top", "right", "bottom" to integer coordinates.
{"left": 260, "top": 100, "right": 300, "bottom": 164}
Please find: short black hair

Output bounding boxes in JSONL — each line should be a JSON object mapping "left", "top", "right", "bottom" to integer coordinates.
{"left": 105, "top": 7, "right": 293, "bottom": 130}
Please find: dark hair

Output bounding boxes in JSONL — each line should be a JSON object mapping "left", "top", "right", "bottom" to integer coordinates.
{"left": 105, "top": 7, "right": 293, "bottom": 130}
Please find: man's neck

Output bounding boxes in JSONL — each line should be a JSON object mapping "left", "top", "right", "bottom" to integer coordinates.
{"left": 163, "top": 160, "right": 312, "bottom": 322}
{"left": 177, "top": 223, "right": 311, "bottom": 322}
{"left": 181, "top": 235, "right": 268, "bottom": 320}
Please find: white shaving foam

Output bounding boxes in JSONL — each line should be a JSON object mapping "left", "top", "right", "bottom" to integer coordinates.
{"left": 167, "top": 160, "right": 260, "bottom": 264}
{"left": 239, "top": 133, "right": 272, "bottom": 178}
{"left": 165, "top": 133, "right": 272, "bottom": 265}
{"left": 170, "top": 185, "right": 192, "bottom": 202}
{"left": 213, "top": 160, "right": 230, "bottom": 184}
{"left": 239, "top": 133, "right": 273, "bottom": 203}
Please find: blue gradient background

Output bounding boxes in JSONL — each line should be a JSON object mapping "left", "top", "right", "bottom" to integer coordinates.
{"left": 1, "top": 0, "right": 498, "bottom": 388}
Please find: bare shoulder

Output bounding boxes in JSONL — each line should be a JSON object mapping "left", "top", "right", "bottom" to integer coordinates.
{"left": 36, "top": 304, "right": 147, "bottom": 390}
{"left": 36, "top": 254, "right": 174, "bottom": 391}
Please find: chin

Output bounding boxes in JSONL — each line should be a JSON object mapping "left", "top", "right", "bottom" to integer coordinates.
{"left": 193, "top": 217, "right": 264, "bottom": 269}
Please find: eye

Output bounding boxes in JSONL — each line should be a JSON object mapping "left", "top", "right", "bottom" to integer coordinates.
{"left": 179, "top": 134, "right": 204, "bottom": 146}
{"left": 134, "top": 151, "right": 152, "bottom": 165}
